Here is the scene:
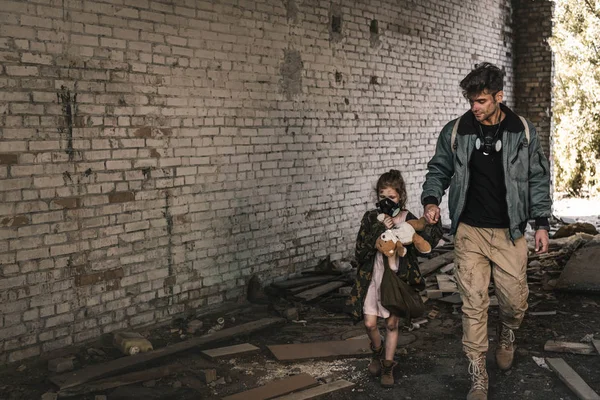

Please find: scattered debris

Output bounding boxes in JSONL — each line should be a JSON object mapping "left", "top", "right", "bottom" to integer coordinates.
{"left": 186, "top": 320, "right": 204, "bottom": 334}
{"left": 544, "top": 340, "right": 597, "bottom": 355}
{"left": 440, "top": 263, "right": 455, "bottom": 273}
{"left": 201, "top": 343, "right": 260, "bottom": 360}
{"left": 51, "top": 318, "right": 285, "bottom": 390}
{"left": 198, "top": 369, "right": 217, "bottom": 384}
{"left": 546, "top": 358, "right": 600, "bottom": 400}
{"left": 555, "top": 242, "right": 600, "bottom": 293}
{"left": 57, "top": 364, "right": 184, "bottom": 397}
{"left": 222, "top": 373, "right": 318, "bottom": 400}
{"left": 438, "top": 293, "right": 462, "bottom": 304}
{"left": 532, "top": 356, "right": 550, "bottom": 370}
{"left": 529, "top": 311, "right": 557, "bottom": 316}
{"left": 113, "top": 332, "right": 153, "bottom": 355}
{"left": 207, "top": 317, "right": 226, "bottom": 333}
{"left": 282, "top": 308, "right": 299, "bottom": 321}
{"left": 48, "top": 358, "right": 74, "bottom": 373}
{"left": 553, "top": 222, "right": 598, "bottom": 239}
{"left": 294, "top": 281, "right": 347, "bottom": 302}
{"left": 419, "top": 252, "right": 455, "bottom": 275}
{"left": 274, "top": 379, "right": 355, "bottom": 400}
{"left": 580, "top": 334, "right": 595, "bottom": 343}
{"left": 267, "top": 339, "right": 370, "bottom": 361}
{"left": 41, "top": 392, "right": 58, "bottom": 400}
{"left": 338, "top": 286, "right": 353, "bottom": 295}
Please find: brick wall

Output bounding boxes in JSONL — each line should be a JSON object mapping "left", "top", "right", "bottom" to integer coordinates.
{"left": 0, "top": 0, "right": 514, "bottom": 362}
{"left": 513, "top": 0, "right": 553, "bottom": 156}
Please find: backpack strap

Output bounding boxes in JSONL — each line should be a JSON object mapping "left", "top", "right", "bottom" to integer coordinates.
{"left": 451, "top": 115, "right": 530, "bottom": 152}
{"left": 518, "top": 115, "right": 530, "bottom": 144}
{"left": 450, "top": 116, "right": 461, "bottom": 153}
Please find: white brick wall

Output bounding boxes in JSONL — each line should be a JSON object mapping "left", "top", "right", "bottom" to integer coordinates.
{"left": 0, "top": 0, "right": 514, "bottom": 362}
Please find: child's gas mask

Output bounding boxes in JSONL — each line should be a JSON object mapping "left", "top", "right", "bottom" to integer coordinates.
{"left": 376, "top": 197, "right": 400, "bottom": 217}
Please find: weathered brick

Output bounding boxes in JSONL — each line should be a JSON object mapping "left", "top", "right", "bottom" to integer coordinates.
{"left": 108, "top": 191, "right": 135, "bottom": 203}
{"left": 0, "top": 0, "right": 532, "bottom": 365}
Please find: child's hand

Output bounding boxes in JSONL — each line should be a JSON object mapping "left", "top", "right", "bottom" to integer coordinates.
{"left": 382, "top": 216, "right": 395, "bottom": 229}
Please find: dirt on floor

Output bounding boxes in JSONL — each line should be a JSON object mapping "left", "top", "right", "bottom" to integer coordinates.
{"left": 1, "top": 197, "right": 598, "bottom": 400}
{"left": 0, "top": 285, "right": 598, "bottom": 400}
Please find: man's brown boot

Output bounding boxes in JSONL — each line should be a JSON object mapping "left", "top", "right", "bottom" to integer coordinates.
{"left": 467, "top": 353, "right": 488, "bottom": 400}
{"left": 380, "top": 360, "right": 397, "bottom": 388}
{"left": 496, "top": 324, "right": 515, "bottom": 371}
{"left": 368, "top": 342, "right": 384, "bottom": 376}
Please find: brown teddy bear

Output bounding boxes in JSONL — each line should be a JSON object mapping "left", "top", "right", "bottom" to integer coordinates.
{"left": 375, "top": 217, "right": 432, "bottom": 258}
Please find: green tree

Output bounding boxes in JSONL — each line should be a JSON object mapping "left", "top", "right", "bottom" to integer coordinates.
{"left": 550, "top": 0, "right": 600, "bottom": 196}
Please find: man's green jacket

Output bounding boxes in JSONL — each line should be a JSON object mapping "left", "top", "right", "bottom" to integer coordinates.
{"left": 421, "top": 104, "right": 551, "bottom": 240}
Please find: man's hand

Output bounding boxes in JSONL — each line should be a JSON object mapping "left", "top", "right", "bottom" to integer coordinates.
{"left": 534, "top": 229, "right": 549, "bottom": 254}
{"left": 424, "top": 204, "right": 440, "bottom": 224}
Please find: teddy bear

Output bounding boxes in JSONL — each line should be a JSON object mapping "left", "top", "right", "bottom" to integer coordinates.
{"left": 375, "top": 216, "right": 432, "bottom": 258}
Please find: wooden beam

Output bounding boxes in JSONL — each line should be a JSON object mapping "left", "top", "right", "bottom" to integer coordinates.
{"left": 50, "top": 317, "right": 285, "bottom": 390}
{"left": 293, "top": 281, "right": 345, "bottom": 302}
{"left": 272, "top": 276, "right": 337, "bottom": 289}
{"left": 222, "top": 373, "right": 318, "bottom": 400}
{"left": 273, "top": 380, "right": 355, "bottom": 400}
{"left": 546, "top": 358, "right": 600, "bottom": 400}
{"left": 419, "top": 252, "right": 454, "bottom": 276}
{"left": 268, "top": 339, "right": 370, "bottom": 361}
{"left": 544, "top": 340, "right": 596, "bottom": 355}
{"left": 201, "top": 343, "right": 259, "bottom": 360}
{"left": 58, "top": 363, "right": 183, "bottom": 397}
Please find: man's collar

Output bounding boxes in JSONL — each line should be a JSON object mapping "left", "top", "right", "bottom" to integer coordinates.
{"left": 457, "top": 103, "right": 525, "bottom": 135}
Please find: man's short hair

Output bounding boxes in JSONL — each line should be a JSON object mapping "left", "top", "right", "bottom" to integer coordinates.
{"left": 459, "top": 62, "right": 504, "bottom": 99}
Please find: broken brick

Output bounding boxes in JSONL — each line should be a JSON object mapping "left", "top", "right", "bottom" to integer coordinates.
{"left": 48, "top": 357, "right": 74, "bottom": 373}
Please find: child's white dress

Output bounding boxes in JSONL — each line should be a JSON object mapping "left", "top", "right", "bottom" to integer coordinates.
{"left": 362, "top": 210, "right": 408, "bottom": 319}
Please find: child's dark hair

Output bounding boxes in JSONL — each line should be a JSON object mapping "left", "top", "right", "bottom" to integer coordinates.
{"left": 376, "top": 169, "right": 407, "bottom": 209}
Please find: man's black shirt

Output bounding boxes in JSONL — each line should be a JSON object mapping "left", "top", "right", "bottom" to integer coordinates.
{"left": 460, "top": 122, "right": 510, "bottom": 228}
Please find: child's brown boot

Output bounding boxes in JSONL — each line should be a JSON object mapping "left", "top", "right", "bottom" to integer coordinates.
{"left": 368, "top": 342, "right": 384, "bottom": 376}
{"left": 380, "top": 360, "right": 397, "bottom": 388}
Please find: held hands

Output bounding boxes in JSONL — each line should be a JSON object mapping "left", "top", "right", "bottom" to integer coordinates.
{"left": 423, "top": 204, "right": 440, "bottom": 224}
{"left": 534, "top": 229, "right": 549, "bottom": 254}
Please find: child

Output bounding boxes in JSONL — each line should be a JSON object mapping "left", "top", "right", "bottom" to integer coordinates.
{"left": 348, "top": 169, "right": 442, "bottom": 388}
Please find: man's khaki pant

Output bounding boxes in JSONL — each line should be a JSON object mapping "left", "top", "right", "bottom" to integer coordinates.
{"left": 454, "top": 223, "right": 529, "bottom": 356}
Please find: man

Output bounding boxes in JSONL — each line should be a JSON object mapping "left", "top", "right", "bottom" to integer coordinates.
{"left": 421, "top": 63, "right": 551, "bottom": 400}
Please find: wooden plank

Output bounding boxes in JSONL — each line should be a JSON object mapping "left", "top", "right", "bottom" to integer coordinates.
{"left": 546, "top": 358, "right": 600, "bottom": 400}
{"left": 530, "top": 310, "right": 557, "bottom": 316}
{"left": 436, "top": 274, "right": 458, "bottom": 292}
{"left": 544, "top": 341, "right": 596, "bottom": 355}
{"left": 286, "top": 282, "right": 329, "bottom": 295}
{"left": 50, "top": 317, "right": 285, "bottom": 390}
{"left": 273, "top": 380, "right": 355, "bottom": 400}
{"left": 437, "top": 293, "right": 463, "bottom": 304}
{"left": 293, "top": 281, "right": 345, "bottom": 302}
{"left": 425, "top": 289, "right": 444, "bottom": 299}
{"left": 272, "top": 276, "right": 337, "bottom": 289}
{"left": 593, "top": 340, "right": 600, "bottom": 355}
{"left": 420, "top": 252, "right": 454, "bottom": 276}
{"left": 268, "top": 339, "right": 370, "bottom": 361}
{"left": 201, "top": 343, "right": 259, "bottom": 360}
{"left": 58, "top": 363, "right": 183, "bottom": 397}
{"left": 222, "top": 373, "right": 318, "bottom": 400}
